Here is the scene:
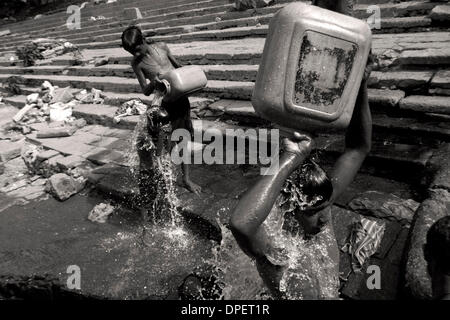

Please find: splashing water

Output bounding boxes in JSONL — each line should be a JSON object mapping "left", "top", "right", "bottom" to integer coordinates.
{"left": 125, "top": 90, "right": 181, "bottom": 229}
{"left": 262, "top": 203, "right": 340, "bottom": 300}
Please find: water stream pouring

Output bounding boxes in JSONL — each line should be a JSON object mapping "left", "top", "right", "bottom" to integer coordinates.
{"left": 252, "top": 2, "right": 372, "bottom": 134}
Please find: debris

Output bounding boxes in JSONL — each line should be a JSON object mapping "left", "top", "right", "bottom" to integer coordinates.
{"left": 13, "top": 103, "right": 37, "bottom": 123}
{"left": 94, "top": 56, "right": 109, "bottom": 67}
{"left": 49, "top": 102, "right": 74, "bottom": 122}
{"left": 70, "top": 118, "right": 87, "bottom": 129}
{"left": 46, "top": 173, "right": 85, "bottom": 201}
{"left": 233, "top": 0, "right": 274, "bottom": 11}
{"left": 36, "top": 126, "right": 77, "bottom": 139}
{"left": 16, "top": 38, "right": 82, "bottom": 67}
{"left": 51, "top": 87, "right": 73, "bottom": 104}
{"left": 113, "top": 99, "right": 147, "bottom": 123}
{"left": 89, "top": 15, "right": 106, "bottom": 21}
{"left": 21, "top": 144, "right": 41, "bottom": 174}
{"left": 88, "top": 203, "right": 115, "bottom": 223}
{"left": 2, "top": 76, "right": 26, "bottom": 95}
{"left": 75, "top": 88, "right": 105, "bottom": 104}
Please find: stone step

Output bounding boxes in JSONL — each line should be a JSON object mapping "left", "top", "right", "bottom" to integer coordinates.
{"left": 2, "top": 32, "right": 449, "bottom": 69}
{"left": 0, "top": 73, "right": 255, "bottom": 100}
{"left": 59, "top": 105, "right": 437, "bottom": 172}
{"left": 74, "top": 15, "right": 436, "bottom": 50}
{"left": 1, "top": 0, "right": 441, "bottom": 53}
{"left": 205, "top": 98, "right": 450, "bottom": 142}
{"left": 2, "top": 71, "right": 447, "bottom": 119}
{"left": 0, "top": 64, "right": 260, "bottom": 82}
{"left": 0, "top": 1, "right": 237, "bottom": 51}
{"left": 2, "top": 65, "right": 445, "bottom": 94}
{"left": 0, "top": 0, "right": 226, "bottom": 37}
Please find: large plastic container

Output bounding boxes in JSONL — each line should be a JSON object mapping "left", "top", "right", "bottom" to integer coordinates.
{"left": 252, "top": 2, "right": 372, "bottom": 133}
{"left": 159, "top": 65, "right": 208, "bottom": 102}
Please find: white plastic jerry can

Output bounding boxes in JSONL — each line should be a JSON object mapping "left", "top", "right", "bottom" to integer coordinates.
{"left": 252, "top": 2, "right": 372, "bottom": 133}
{"left": 159, "top": 65, "right": 208, "bottom": 102}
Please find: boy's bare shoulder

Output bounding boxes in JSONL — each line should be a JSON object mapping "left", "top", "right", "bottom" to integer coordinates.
{"left": 155, "top": 41, "right": 170, "bottom": 51}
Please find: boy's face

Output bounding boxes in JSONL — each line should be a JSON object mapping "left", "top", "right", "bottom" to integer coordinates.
{"left": 297, "top": 209, "right": 331, "bottom": 236}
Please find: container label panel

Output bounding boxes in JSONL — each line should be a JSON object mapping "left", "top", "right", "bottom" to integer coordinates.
{"left": 293, "top": 31, "right": 357, "bottom": 114}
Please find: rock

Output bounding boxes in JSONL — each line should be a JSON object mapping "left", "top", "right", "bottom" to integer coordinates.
{"left": 47, "top": 173, "right": 85, "bottom": 201}
{"left": 37, "top": 149, "right": 60, "bottom": 162}
{"left": 71, "top": 118, "right": 87, "bottom": 129}
{"left": 348, "top": 191, "right": 419, "bottom": 225}
{"left": 429, "top": 5, "right": 450, "bottom": 22}
{"left": 123, "top": 7, "right": 143, "bottom": 20}
{"left": 0, "top": 179, "right": 29, "bottom": 193}
{"left": 429, "top": 143, "right": 450, "bottom": 191}
{"left": 36, "top": 126, "right": 77, "bottom": 138}
{"left": 431, "top": 70, "right": 450, "bottom": 89}
{"left": 56, "top": 155, "right": 86, "bottom": 171}
{"left": 94, "top": 57, "right": 109, "bottom": 67}
{"left": 21, "top": 144, "right": 42, "bottom": 173}
{"left": 87, "top": 203, "right": 115, "bottom": 223}
{"left": 405, "top": 188, "right": 450, "bottom": 299}
{"left": 0, "top": 140, "right": 25, "bottom": 162}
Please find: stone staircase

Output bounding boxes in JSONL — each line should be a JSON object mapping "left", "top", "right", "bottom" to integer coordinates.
{"left": 0, "top": 0, "right": 449, "bottom": 178}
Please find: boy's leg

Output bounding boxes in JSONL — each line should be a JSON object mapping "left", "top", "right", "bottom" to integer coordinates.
{"left": 166, "top": 97, "right": 202, "bottom": 194}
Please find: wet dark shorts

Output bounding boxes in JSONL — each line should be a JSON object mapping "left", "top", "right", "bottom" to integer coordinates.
{"left": 162, "top": 96, "right": 193, "bottom": 135}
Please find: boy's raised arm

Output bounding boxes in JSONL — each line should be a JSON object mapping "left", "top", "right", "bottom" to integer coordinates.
{"left": 230, "top": 133, "right": 313, "bottom": 259}
{"left": 329, "top": 79, "right": 372, "bottom": 202}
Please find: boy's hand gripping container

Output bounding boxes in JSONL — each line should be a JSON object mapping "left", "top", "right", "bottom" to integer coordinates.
{"left": 252, "top": 2, "right": 372, "bottom": 133}
{"left": 159, "top": 65, "right": 208, "bottom": 102}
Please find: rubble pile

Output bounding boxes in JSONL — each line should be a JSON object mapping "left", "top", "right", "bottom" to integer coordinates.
{"left": 0, "top": 81, "right": 104, "bottom": 206}
{"left": 15, "top": 38, "right": 82, "bottom": 67}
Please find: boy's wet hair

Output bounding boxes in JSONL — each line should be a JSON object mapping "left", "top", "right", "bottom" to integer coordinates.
{"left": 121, "top": 25, "right": 144, "bottom": 54}
{"left": 280, "top": 159, "right": 333, "bottom": 214}
{"left": 425, "top": 216, "right": 450, "bottom": 275}
{"left": 299, "top": 160, "right": 333, "bottom": 208}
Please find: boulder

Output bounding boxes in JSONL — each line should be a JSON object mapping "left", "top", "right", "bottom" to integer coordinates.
{"left": 405, "top": 188, "right": 450, "bottom": 299}
{"left": 429, "top": 5, "right": 450, "bottom": 22}
{"left": 47, "top": 173, "right": 85, "bottom": 201}
{"left": 348, "top": 191, "right": 420, "bottom": 225}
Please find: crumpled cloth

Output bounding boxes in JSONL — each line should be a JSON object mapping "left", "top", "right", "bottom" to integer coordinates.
{"left": 342, "top": 217, "right": 385, "bottom": 272}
